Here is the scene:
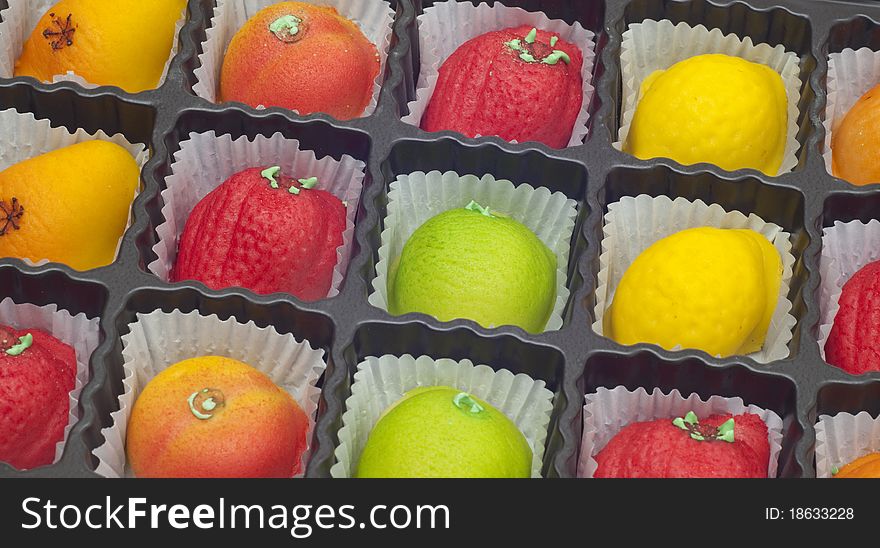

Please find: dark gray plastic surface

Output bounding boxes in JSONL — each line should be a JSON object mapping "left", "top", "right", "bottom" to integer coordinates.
{"left": 0, "top": 0, "right": 877, "bottom": 478}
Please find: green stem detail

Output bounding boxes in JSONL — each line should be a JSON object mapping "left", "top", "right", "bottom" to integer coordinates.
{"left": 5, "top": 333, "right": 33, "bottom": 356}
{"left": 269, "top": 15, "right": 303, "bottom": 43}
{"left": 672, "top": 412, "right": 735, "bottom": 443}
{"left": 506, "top": 38, "right": 523, "bottom": 51}
{"left": 261, "top": 166, "right": 282, "bottom": 189}
{"left": 287, "top": 177, "right": 319, "bottom": 194}
{"left": 504, "top": 29, "right": 571, "bottom": 65}
{"left": 298, "top": 177, "right": 319, "bottom": 189}
{"left": 542, "top": 50, "right": 571, "bottom": 66}
{"left": 187, "top": 388, "right": 225, "bottom": 420}
{"left": 465, "top": 200, "right": 493, "bottom": 218}
{"left": 453, "top": 392, "right": 484, "bottom": 414}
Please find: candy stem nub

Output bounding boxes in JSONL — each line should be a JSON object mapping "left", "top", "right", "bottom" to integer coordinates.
{"left": 5, "top": 333, "right": 33, "bottom": 356}
{"left": 453, "top": 392, "right": 484, "bottom": 414}
{"left": 269, "top": 15, "right": 303, "bottom": 43}
{"left": 298, "top": 177, "right": 319, "bottom": 189}
{"left": 261, "top": 166, "right": 282, "bottom": 189}
{"left": 465, "top": 200, "right": 493, "bottom": 217}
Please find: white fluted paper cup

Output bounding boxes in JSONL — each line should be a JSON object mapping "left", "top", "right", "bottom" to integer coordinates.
{"left": 577, "top": 386, "right": 784, "bottom": 478}
{"left": 193, "top": 0, "right": 394, "bottom": 118}
{"left": 149, "top": 130, "right": 364, "bottom": 299}
{"left": 818, "top": 220, "right": 880, "bottom": 361}
{"left": 616, "top": 19, "right": 801, "bottom": 176}
{"left": 402, "top": 1, "right": 596, "bottom": 148}
{"left": 0, "top": 0, "right": 186, "bottom": 90}
{"left": 816, "top": 411, "right": 880, "bottom": 478}
{"left": 0, "top": 297, "right": 99, "bottom": 468}
{"left": 92, "top": 309, "right": 326, "bottom": 478}
{"left": 331, "top": 354, "right": 554, "bottom": 478}
{"left": 368, "top": 170, "right": 578, "bottom": 333}
{"left": 592, "top": 194, "right": 796, "bottom": 363}
{"left": 0, "top": 107, "right": 147, "bottom": 269}
{"left": 824, "top": 48, "right": 880, "bottom": 176}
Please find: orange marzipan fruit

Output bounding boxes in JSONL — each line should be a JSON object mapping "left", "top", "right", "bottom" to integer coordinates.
{"left": 835, "top": 452, "right": 880, "bottom": 478}
{"left": 14, "top": 0, "right": 186, "bottom": 92}
{"left": 126, "top": 356, "right": 310, "bottom": 478}
{"left": 0, "top": 140, "right": 139, "bottom": 271}
{"left": 220, "top": 1, "right": 380, "bottom": 120}
{"left": 832, "top": 82, "right": 880, "bottom": 186}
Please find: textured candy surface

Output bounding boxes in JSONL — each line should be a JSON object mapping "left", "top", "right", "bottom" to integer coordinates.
{"left": 608, "top": 227, "right": 783, "bottom": 357}
{"left": 594, "top": 412, "right": 769, "bottom": 478}
{"left": 172, "top": 167, "right": 346, "bottom": 301}
{"left": 825, "top": 260, "right": 880, "bottom": 374}
{"left": 832, "top": 83, "right": 880, "bottom": 186}
{"left": 15, "top": 0, "right": 186, "bottom": 92}
{"left": 624, "top": 54, "right": 788, "bottom": 176}
{"left": 388, "top": 206, "right": 557, "bottom": 333}
{"left": 220, "top": 2, "right": 380, "bottom": 120}
{"left": 355, "top": 386, "right": 532, "bottom": 478}
{"left": 0, "top": 140, "right": 140, "bottom": 271}
{"left": 126, "top": 356, "right": 309, "bottom": 478}
{"left": 421, "top": 25, "right": 584, "bottom": 148}
{"left": 0, "top": 325, "right": 76, "bottom": 470}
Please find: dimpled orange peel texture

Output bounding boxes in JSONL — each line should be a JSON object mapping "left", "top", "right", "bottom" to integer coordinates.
{"left": 15, "top": 0, "right": 186, "bottom": 92}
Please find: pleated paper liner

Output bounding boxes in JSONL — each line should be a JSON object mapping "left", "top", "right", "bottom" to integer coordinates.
{"left": 824, "top": 48, "right": 880, "bottom": 176}
{"left": 402, "top": 0, "right": 596, "bottom": 148}
{"left": 0, "top": 0, "right": 187, "bottom": 90}
{"left": 149, "top": 130, "right": 365, "bottom": 299}
{"left": 369, "top": 170, "right": 578, "bottom": 333}
{"left": 816, "top": 411, "right": 880, "bottom": 478}
{"left": 193, "top": 0, "right": 394, "bottom": 118}
{"left": 92, "top": 309, "right": 326, "bottom": 478}
{"left": 577, "top": 386, "right": 784, "bottom": 478}
{"left": 331, "top": 354, "right": 554, "bottom": 478}
{"left": 616, "top": 19, "right": 801, "bottom": 176}
{"left": 592, "top": 194, "right": 796, "bottom": 364}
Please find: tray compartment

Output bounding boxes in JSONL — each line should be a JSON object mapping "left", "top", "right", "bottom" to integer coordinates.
{"left": 579, "top": 349, "right": 802, "bottom": 477}
{"left": 186, "top": 0, "right": 402, "bottom": 118}
{"left": 817, "top": 380, "right": 880, "bottom": 418}
{"left": 138, "top": 106, "right": 373, "bottom": 288}
{"left": 610, "top": 0, "right": 816, "bottom": 168}
{"left": 94, "top": 285, "right": 337, "bottom": 475}
{"left": 404, "top": 0, "right": 608, "bottom": 130}
{"left": 0, "top": 265, "right": 108, "bottom": 476}
{"left": 338, "top": 320, "right": 571, "bottom": 477}
{"left": 5, "top": 0, "right": 880, "bottom": 478}
{"left": 594, "top": 165, "right": 810, "bottom": 356}
{"left": 372, "top": 137, "right": 590, "bottom": 326}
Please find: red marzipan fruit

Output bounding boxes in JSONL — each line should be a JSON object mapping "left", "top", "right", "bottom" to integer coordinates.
{"left": 172, "top": 167, "right": 346, "bottom": 301}
{"left": 421, "top": 25, "right": 584, "bottom": 148}
{"left": 220, "top": 2, "right": 380, "bottom": 120}
{"left": 825, "top": 259, "right": 880, "bottom": 374}
{"left": 594, "top": 412, "right": 770, "bottom": 478}
{"left": 0, "top": 325, "right": 76, "bottom": 470}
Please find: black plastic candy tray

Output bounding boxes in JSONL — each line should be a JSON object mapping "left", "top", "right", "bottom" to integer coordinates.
{"left": 0, "top": 0, "right": 877, "bottom": 479}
